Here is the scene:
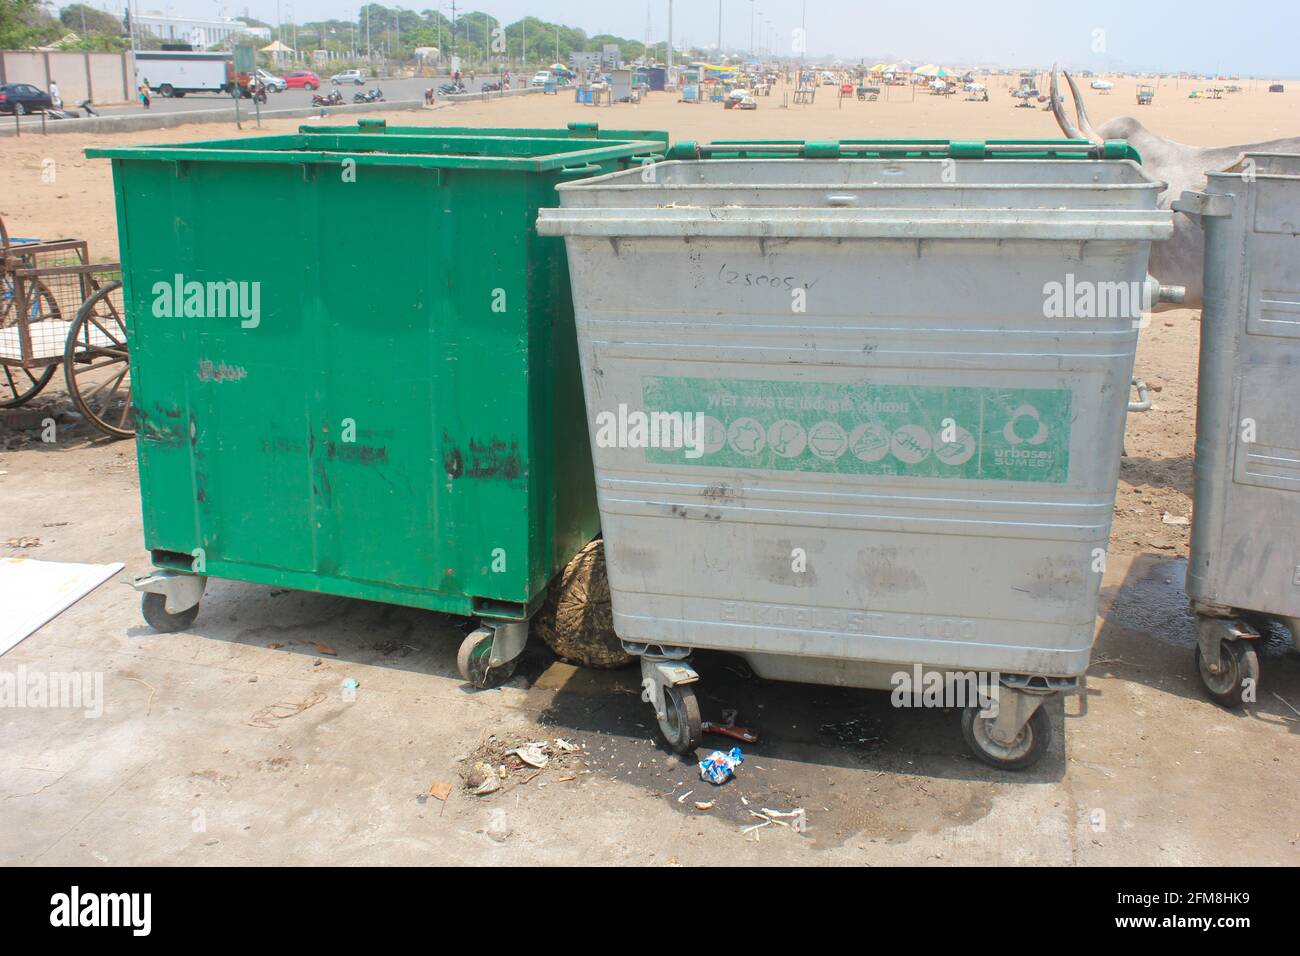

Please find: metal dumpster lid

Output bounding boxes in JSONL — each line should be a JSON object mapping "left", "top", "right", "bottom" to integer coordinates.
{"left": 86, "top": 132, "right": 667, "bottom": 173}
{"left": 666, "top": 138, "right": 1143, "bottom": 162}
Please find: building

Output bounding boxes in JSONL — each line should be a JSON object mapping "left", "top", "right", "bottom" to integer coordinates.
{"left": 134, "top": 13, "right": 271, "bottom": 49}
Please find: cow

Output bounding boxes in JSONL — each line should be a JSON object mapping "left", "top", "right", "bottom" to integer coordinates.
{"left": 1049, "top": 68, "right": 1300, "bottom": 308}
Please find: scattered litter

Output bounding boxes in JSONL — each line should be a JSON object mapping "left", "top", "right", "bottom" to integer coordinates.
{"left": 246, "top": 692, "right": 326, "bottom": 729}
{"left": 341, "top": 677, "right": 359, "bottom": 690}
{"left": 465, "top": 761, "right": 502, "bottom": 795}
{"left": 4, "top": 537, "right": 40, "bottom": 549}
{"left": 506, "top": 743, "right": 549, "bottom": 768}
{"left": 1161, "top": 512, "right": 1189, "bottom": 526}
{"left": 460, "top": 731, "right": 586, "bottom": 796}
{"left": 743, "top": 806, "right": 807, "bottom": 835}
{"left": 694, "top": 800, "right": 715, "bottom": 811}
{"left": 427, "top": 779, "right": 453, "bottom": 801}
{"left": 676, "top": 789, "right": 694, "bottom": 803}
{"left": 300, "top": 640, "right": 337, "bottom": 656}
{"left": 702, "top": 708, "right": 759, "bottom": 743}
{"left": 698, "top": 747, "right": 744, "bottom": 785}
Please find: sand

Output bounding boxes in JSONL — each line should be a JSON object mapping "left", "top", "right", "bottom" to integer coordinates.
{"left": 2, "top": 74, "right": 1295, "bottom": 557}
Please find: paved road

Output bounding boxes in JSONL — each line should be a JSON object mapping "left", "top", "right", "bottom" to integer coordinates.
{"left": 2, "top": 74, "right": 531, "bottom": 132}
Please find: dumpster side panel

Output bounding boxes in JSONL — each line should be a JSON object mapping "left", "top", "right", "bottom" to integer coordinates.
{"left": 562, "top": 230, "right": 1152, "bottom": 678}
{"left": 121, "top": 160, "right": 539, "bottom": 613}
{"left": 1188, "top": 160, "right": 1300, "bottom": 619}
{"left": 524, "top": 174, "right": 601, "bottom": 604}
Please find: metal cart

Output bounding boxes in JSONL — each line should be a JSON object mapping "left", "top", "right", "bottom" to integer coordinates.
{"left": 1175, "top": 153, "right": 1300, "bottom": 706}
{"left": 540, "top": 138, "right": 1173, "bottom": 770}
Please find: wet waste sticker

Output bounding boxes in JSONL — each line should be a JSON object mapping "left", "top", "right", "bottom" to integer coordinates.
{"left": 642, "top": 376, "right": 1072, "bottom": 483}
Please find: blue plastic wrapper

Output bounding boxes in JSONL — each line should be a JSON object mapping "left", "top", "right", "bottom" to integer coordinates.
{"left": 698, "top": 747, "right": 744, "bottom": 785}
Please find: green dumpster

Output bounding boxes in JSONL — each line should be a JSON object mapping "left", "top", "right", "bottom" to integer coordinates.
{"left": 297, "top": 118, "right": 671, "bottom": 147}
{"left": 87, "top": 128, "right": 666, "bottom": 686}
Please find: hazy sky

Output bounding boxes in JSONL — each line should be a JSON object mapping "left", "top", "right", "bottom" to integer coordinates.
{"left": 125, "top": 0, "right": 1299, "bottom": 75}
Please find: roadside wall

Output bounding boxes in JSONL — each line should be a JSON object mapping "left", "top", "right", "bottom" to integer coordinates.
{"left": 0, "top": 50, "right": 134, "bottom": 105}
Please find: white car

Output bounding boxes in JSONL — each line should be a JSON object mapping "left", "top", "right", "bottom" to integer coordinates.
{"left": 331, "top": 69, "right": 366, "bottom": 86}
{"left": 254, "top": 69, "right": 286, "bottom": 92}
{"left": 529, "top": 71, "right": 552, "bottom": 87}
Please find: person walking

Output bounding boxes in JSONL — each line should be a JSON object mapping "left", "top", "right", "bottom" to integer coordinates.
{"left": 139, "top": 79, "right": 152, "bottom": 109}
{"left": 48, "top": 79, "right": 62, "bottom": 110}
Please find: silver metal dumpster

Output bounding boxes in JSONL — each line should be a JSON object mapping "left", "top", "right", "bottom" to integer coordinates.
{"left": 538, "top": 140, "right": 1173, "bottom": 769}
{"left": 1175, "top": 152, "right": 1300, "bottom": 707}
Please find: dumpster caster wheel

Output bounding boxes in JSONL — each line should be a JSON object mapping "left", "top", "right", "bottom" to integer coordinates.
{"left": 141, "top": 591, "right": 200, "bottom": 633}
{"left": 457, "top": 627, "right": 517, "bottom": 689}
{"left": 1195, "top": 640, "right": 1259, "bottom": 708}
{"left": 962, "top": 705, "right": 1050, "bottom": 771}
{"left": 658, "top": 683, "right": 701, "bottom": 754}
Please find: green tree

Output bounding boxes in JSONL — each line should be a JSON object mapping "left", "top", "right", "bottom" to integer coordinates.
{"left": 1, "top": 0, "right": 61, "bottom": 48}
{"left": 58, "top": 2, "right": 122, "bottom": 35}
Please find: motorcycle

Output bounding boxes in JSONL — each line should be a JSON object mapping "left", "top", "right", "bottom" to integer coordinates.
{"left": 480, "top": 80, "right": 503, "bottom": 92}
{"left": 312, "top": 90, "right": 344, "bottom": 107}
{"left": 437, "top": 81, "right": 467, "bottom": 96}
{"left": 352, "top": 88, "right": 385, "bottom": 103}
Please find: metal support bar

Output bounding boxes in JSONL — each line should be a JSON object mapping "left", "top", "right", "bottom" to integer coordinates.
{"left": 639, "top": 656, "right": 698, "bottom": 722}
{"left": 1195, "top": 614, "right": 1257, "bottom": 677}
{"left": 487, "top": 620, "right": 529, "bottom": 668}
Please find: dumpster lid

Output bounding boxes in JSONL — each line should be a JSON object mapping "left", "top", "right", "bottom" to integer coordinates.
{"left": 296, "top": 119, "right": 671, "bottom": 147}
{"left": 666, "top": 138, "right": 1143, "bottom": 162}
{"left": 86, "top": 132, "right": 667, "bottom": 173}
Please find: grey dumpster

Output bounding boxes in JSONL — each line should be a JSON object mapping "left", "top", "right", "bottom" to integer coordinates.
{"left": 1175, "top": 152, "right": 1300, "bottom": 707}
{"left": 538, "top": 140, "right": 1173, "bottom": 769}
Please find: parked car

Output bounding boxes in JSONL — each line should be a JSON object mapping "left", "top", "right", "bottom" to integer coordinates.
{"left": 529, "top": 71, "right": 552, "bottom": 88}
{"left": 284, "top": 71, "right": 321, "bottom": 90}
{"left": 0, "top": 83, "right": 53, "bottom": 115}
{"left": 331, "top": 69, "right": 366, "bottom": 86}
{"left": 254, "top": 69, "right": 286, "bottom": 92}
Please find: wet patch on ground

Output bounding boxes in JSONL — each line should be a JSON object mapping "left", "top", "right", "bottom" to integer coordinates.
{"left": 1101, "top": 556, "right": 1299, "bottom": 659}
{"left": 524, "top": 650, "right": 1029, "bottom": 850}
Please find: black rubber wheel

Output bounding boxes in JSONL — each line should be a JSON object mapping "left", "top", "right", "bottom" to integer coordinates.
{"left": 534, "top": 538, "right": 634, "bottom": 669}
{"left": 303, "top": 82, "right": 316, "bottom": 91}
{"left": 658, "top": 683, "right": 702, "bottom": 753}
{"left": 15, "top": 103, "right": 26, "bottom": 116}
{"left": 141, "top": 591, "right": 200, "bottom": 633}
{"left": 457, "top": 628, "right": 518, "bottom": 689}
{"left": 1195, "top": 639, "right": 1260, "bottom": 708}
{"left": 159, "top": 84, "right": 174, "bottom": 97}
{"left": 961, "top": 703, "right": 1051, "bottom": 771}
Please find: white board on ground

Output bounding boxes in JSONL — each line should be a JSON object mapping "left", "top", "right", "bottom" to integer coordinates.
{"left": 0, "top": 557, "right": 125, "bottom": 656}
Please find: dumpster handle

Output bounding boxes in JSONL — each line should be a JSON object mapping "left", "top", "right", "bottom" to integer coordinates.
{"left": 1129, "top": 377, "right": 1152, "bottom": 412}
{"left": 557, "top": 163, "right": 602, "bottom": 178}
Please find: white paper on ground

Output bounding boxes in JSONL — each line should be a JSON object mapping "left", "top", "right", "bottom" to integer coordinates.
{"left": 0, "top": 557, "right": 125, "bottom": 657}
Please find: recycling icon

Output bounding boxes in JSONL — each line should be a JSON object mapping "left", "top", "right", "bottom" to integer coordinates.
{"left": 1003, "top": 404, "right": 1049, "bottom": 446}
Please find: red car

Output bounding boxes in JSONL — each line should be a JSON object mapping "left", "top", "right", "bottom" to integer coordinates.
{"left": 283, "top": 71, "right": 320, "bottom": 91}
